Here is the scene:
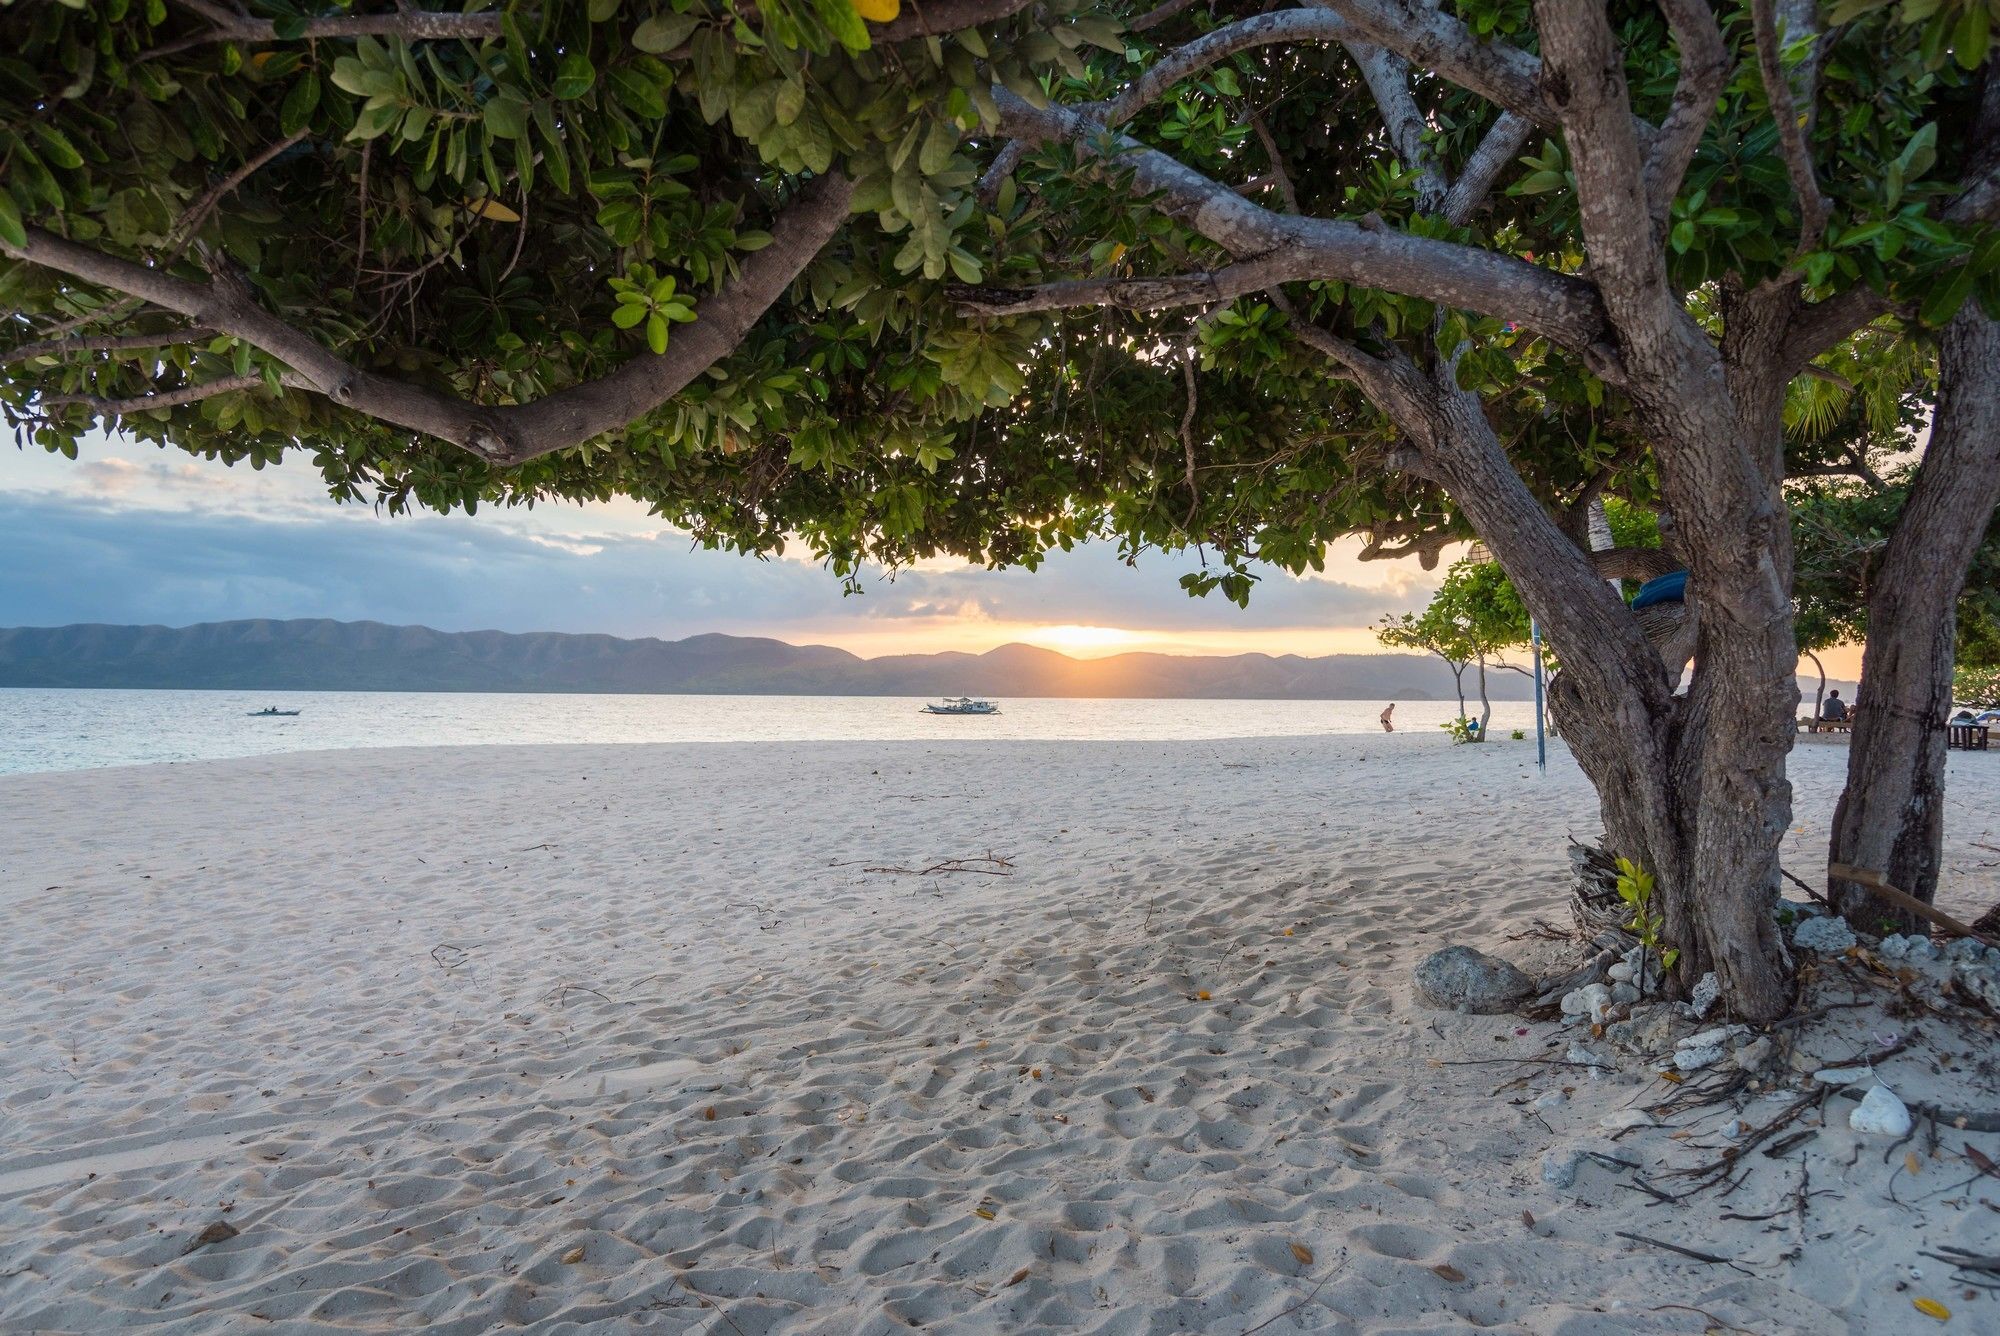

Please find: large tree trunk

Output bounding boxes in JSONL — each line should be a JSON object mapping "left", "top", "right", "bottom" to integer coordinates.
{"left": 1378, "top": 342, "right": 1795, "bottom": 1021}
{"left": 1828, "top": 306, "right": 2000, "bottom": 925}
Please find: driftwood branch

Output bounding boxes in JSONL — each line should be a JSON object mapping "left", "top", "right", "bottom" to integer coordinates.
{"left": 142, "top": 2, "right": 504, "bottom": 62}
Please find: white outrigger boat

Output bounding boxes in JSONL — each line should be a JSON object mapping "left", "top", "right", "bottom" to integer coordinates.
{"left": 922, "top": 697, "right": 1000, "bottom": 715}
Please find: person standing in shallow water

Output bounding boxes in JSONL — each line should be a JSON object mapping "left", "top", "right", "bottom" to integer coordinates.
{"left": 1380, "top": 704, "right": 1395, "bottom": 732}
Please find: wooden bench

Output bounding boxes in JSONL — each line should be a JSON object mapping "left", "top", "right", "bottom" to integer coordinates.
{"left": 1948, "top": 722, "right": 1991, "bottom": 751}
{"left": 1798, "top": 717, "right": 1853, "bottom": 734}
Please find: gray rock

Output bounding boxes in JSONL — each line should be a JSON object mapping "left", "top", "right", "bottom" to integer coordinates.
{"left": 1607, "top": 961, "right": 1635, "bottom": 983}
{"left": 1792, "top": 914, "right": 1857, "bottom": 953}
{"left": 1610, "top": 982, "right": 1641, "bottom": 1005}
{"left": 1413, "top": 946, "right": 1535, "bottom": 1014}
{"left": 1813, "top": 1064, "right": 1871, "bottom": 1086}
{"left": 1531, "top": 1088, "right": 1568, "bottom": 1113}
{"left": 1730, "top": 1037, "right": 1775, "bottom": 1074}
{"left": 1541, "top": 1146, "right": 1590, "bottom": 1190}
{"left": 1877, "top": 933, "right": 1916, "bottom": 961}
{"left": 1850, "top": 1085, "right": 1913, "bottom": 1138}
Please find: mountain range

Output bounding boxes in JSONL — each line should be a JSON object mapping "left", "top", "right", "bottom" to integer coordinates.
{"left": 0, "top": 619, "right": 1541, "bottom": 700}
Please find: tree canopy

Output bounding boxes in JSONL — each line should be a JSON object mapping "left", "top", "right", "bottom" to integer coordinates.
{"left": 9, "top": 1, "right": 2000, "bottom": 1015}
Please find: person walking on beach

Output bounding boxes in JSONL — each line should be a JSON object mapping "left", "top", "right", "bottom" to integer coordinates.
{"left": 1380, "top": 703, "right": 1395, "bottom": 732}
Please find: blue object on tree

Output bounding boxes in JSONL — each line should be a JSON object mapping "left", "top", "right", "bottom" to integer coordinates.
{"left": 1629, "top": 570, "right": 1689, "bottom": 611}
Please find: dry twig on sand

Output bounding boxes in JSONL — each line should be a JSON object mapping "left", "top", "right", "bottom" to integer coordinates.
{"left": 861, "top": 853, "right": 1016, "bottom": 877}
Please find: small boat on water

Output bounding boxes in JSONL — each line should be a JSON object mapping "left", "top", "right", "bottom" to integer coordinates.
{"left": 922, "top": 697, "right": 1000, "bottom": 716}
{"left": 247, "top": 707, "right": 301, "bottom": 717}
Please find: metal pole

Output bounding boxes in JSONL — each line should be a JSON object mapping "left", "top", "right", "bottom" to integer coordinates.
{"left": 1532, "top": 619, "right": 1547, "bottom": 774}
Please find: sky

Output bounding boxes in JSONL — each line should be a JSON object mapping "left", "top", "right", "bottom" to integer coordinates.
{"left": 0, "top": 429, "right": 1456, "bottom": 660}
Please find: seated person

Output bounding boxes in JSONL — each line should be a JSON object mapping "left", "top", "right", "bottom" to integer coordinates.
{"left": 1820, "top": 690, "right": 1849, "bottom": 723}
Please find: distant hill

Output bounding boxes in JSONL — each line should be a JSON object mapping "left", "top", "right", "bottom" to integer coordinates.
{"left": 0, "top": 618, "right": 1546, "bottom": 700}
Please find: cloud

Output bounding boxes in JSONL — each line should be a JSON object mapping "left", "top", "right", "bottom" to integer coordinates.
{"left": 2, "top": 433, "right": 1441, "bottom": 651}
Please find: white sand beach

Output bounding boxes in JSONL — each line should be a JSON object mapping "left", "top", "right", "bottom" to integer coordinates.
{"left": 2, "top": 734, "right": 1997, "bottom": 1334}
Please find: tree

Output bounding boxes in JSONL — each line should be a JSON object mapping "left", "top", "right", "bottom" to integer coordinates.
{"left": 951, "top": 3, "right": 2000, "bottom": 1020}
{"left": 1378, "top": 558, "right": 1530, "bottom": 738}
{"left": 8, "top": 3, "right": 2000, "bottom": 1021}
{"left": 1818, "top": 314, "right": 2000, "bottom": 921}
{"left": 1788, "top": 333, "right": 2000, "bottom": 916}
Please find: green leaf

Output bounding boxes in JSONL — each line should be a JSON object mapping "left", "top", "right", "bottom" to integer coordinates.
{"left": 1953, "top": 2, "right": 1990, "bottom": 68}
{"left": 553, "top": 52, "right": 596, "bottom": 100}
{"left": 610, "top": 301, "right": 647, "bottom": 328}
{"left": 589, "top": 0, "right": 621, "bottom": 19}
{"left": 484, "top": 93, "right": 531, "bottom": 139}
{"left": 0, "top": 190, "right": 24, "bottom": 249}
{"left": 30, "top": 124, "right": 83, "bottom": 170}
{"left": 272, "top": 14, "right": 309, "bottom": 40}
{"left": 646, "top": 311, "right": 669, "bottom": 354}
{"left": 633, "top": 13, "right": 701, "bottom": 54}
{"left": 606, "top": 65, "right": 666, "bottom": 119}
{"left": 280, "top": 74, "right": 321, "bottom": 137}
{"left": 918, "top": 118, "right": 956, "bottom": 175}
{"left": 774, "top": 79, "right": 806, "bottom": 128}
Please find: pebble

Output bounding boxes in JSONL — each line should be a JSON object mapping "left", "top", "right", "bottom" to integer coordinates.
{"left": 1607, "top": 962, "right": 1635, "bottom": 983}
{"left": 1849, "top": 1085, "right": 1913, "bottom": 1138}
{"left": 1610, "top": 982, "right": 1640, "bottom": 1005}
{"left": 1531, "top": 1088, "right": 1567, "bottom": 1113}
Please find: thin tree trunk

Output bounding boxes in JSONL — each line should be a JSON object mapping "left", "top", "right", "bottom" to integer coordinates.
{"left": 1828, "top": 306, "right": 2000, "bottom": 925}
{"left": 1802, "top": 647, "right": 1826, "bottom": 730}
{"left": 1476, "top": 655, "right": 1492, "bottom": 740}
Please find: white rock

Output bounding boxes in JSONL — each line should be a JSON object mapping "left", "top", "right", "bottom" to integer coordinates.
{"left": 1792, "top": 915, "right": 1857, "bottom": 953}
{"left": 1849, "top": 1085, "right": 1913, "bottom": 1138}
{"left": 1566, "top": 1041, "right": 1611, "bottom": 1069}
{"left": 1561, "top": 982, "right": 1614, "bottom": 1024}
{"left": 1945, "top": 937, "right": 1987, "bottom": 967}
{"left": 1531, "top": 1088, "right": 1568, "bottom": 1113}
{"left": 1675, "top": 1043, "right": 1726, "bottom": 1072}
{"left": 1687, "top": 972, "right": 1721, "bottom": 1020}
{"left": 1678, "top": 1024, "right": 1747, "bottom": 1051}
{"left": 1607, "top": 962, "right": 1635, "bottom": 983}
{"left": 1721, "top": 1119, "right": 1746, "bottom": 1138}
{"left": 1812, "top": 1065, "right": 1871, "bottom": 1086}
{"left": 1610, "top": 982, "right": 1641, "bottom": 1005}
{"left": 1876, "top": 934, "right": 1914, "bottom": 961}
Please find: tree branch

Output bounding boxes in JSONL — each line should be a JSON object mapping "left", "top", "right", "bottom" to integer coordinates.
{"left": 1441, "top": 112, "right": 1533, "bottom": 226}
{"left": 4, "top": 175, "right": 856, "bottom": 467}
{"left": 142, "top": 3, "right": 504, "bottom": 61}
{"left": 1646, "top": 0, "right": 1729, "bottom": 233}
{"left": 1533, "top": 0, "right": 1683, "bottom": 365}
{"left": 38, "top": 372, "right": 268, "bottom": 417}
{"left": 988, "top": 88, "right": 1616, "bottom": 358}
{"left": 1243, "top": 107, "right": 1301, "bottom": 212}
{"left": 951, "top": 252, "right": 1319, "bottom": 315}
{"left": 1750, "top": 0, "right": 1830, "bottom": 255}
{"left": 1104, "top": 11, "right": 1359, "bottom": 128}
{"left": 4, "top": 326, "right": 216, "bottom": 367}
{"left": 1306, "top": 0, "right": 1558, "bottom": 128}
{"left": 1131, "top": 0, "right": 1209, "bottom": 32}
{"left": 872, "top": 0, "right": 1040, "bottom": 42}
{"left": 1342, "top": 38, "right": 1448, "bottom": 210}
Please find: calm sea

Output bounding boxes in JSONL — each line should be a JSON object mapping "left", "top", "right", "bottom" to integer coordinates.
{"left": 0, "top": 689, "right": 1541, "bottom": 775}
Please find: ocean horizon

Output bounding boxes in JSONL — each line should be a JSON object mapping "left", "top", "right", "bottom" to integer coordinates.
{"left": 0, "top": 688, "right": 1541, "bottom": 775}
